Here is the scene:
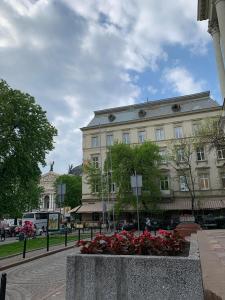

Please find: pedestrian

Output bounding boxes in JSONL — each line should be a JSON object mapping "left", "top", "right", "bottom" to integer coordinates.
{"left": 0, "top": 223, "right": 6, "bottom": 241}
{"left": 145, "top": 217, "right": 151, "bottom": 232}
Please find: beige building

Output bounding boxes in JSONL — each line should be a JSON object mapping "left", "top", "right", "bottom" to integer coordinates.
{"left": 78, "top": 91, "right": 225, "bottom": 221}
{"left": 197, "top": 0, "right": 225, "bottom": 102}
{"left": 39, "top": 171, "right": 60, "bottom": 211}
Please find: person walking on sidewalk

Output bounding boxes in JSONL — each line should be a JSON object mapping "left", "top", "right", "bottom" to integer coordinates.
{"left": 0, "top": 221, "right": 6, "bottom": 241}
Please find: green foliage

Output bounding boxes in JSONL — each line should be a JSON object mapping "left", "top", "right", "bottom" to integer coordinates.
{"left": 84, "top": 141, "right": 162, "bottom": 212}
{"left": 55, "top": 175, "right": 82, "bottom": 208}
{"left": 0, "top": 80, "right": 57, "bottom": 217}
{"left": 194, "top": 117, "right": 225, "bottom": 150}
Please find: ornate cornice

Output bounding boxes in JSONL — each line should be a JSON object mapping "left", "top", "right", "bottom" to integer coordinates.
{"left": 208, "top": 19, "right": 220, "bottom": 35}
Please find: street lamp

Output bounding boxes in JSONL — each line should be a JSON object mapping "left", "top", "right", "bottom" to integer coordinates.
{"left": 130, "top": 171, "right": 142, "bottom": 233}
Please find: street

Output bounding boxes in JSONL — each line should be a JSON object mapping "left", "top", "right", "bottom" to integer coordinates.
{"left": 4, "top": 248, "right": 77, "bottom": 300}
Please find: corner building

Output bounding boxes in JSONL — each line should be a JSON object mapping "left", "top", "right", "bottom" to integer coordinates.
{"left": 79, "top": 92, "right": 225, "bottom": 222}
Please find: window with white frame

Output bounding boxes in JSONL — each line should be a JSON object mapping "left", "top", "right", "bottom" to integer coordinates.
{"left": 196, "top": 147, "right": 205, "bottom": 161}
{"left": 93, "top": 183, "right": 99, "bottom": 193}
{"left": 199, "top": 174, "right": 209, "bottom": 190}
{"left": 159, "top": 149, "right": 167, "bottom": 164}
{"left": 193, "top": 123, "right": 200, "bottom": 135}
{"left": 221, "top": 174, "right": 225, "bottom": 188}
{"left": 160, "top": 176, "right": 169, "bottom": 190}
{"left": 155, "top": 128, "right": 165, "bottom": 141}
{"left": 217, "top": 148, "right": 225, "bottom": 159}
{"left": 179, "top": 176, "right": 189, "bottom": 191}
{"left": 174, "top": 126, "right": 183, "bottom": 139}
{"left": 177, "top": 148, "right": 185, "bottom": 162}
{"left": 122, "top": 132, "right": 130, "bottom": 144}
{"left": 106, "top": 134, "right": 113, "bottom": 146}
{"left": 91, "top": 136, "right": 99, "bottom": 148}
{"left": 138, "top": 131, "right": 146, "bottom": 143}
{"left": 91, "top": 156, "right": 99, "bottom": 168}
{"left": 111, "top": 182, "right": 116, "bottom": 193}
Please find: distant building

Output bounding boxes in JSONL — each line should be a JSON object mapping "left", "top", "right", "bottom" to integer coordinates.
{"left": 69, "top": 164, "right": 83, "bottom": 176}
{"left": 39, "top": 171, "right": 60, "bottom": 211}
{"left": 78, "top": 91, "right": 225, "bottom": 221}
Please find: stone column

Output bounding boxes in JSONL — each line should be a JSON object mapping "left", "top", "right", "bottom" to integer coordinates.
{"left": 208, "top": 19, "right": 225, "bottom": 100}
{"left": 215, "top": 0, "right": 225, "bottom": 56}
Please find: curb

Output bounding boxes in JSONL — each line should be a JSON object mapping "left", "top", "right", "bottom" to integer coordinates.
{"left": 0, "top": 245, "right": 75, "bottom": 271}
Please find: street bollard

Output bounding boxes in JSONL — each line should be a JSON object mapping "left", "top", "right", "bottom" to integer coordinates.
{"left": 65, "top": 229, "right": 68, "bottom": 247}
{"left": 78, "top": 229, "right": 81, "bottom": 242}
{"left": 47, "top": 232, "right": 49, "bottom": 252}
{"left": 0, "top": 273, "right": 7, "bottom": 300}
{"left": 100, "top": 223, "right": 102, "bottom": 234}
{"left": 23, "top": 238, "right": 27, "bottom": 259}
{"left": 91, "top": 227, "right": 93, "bottom": 240}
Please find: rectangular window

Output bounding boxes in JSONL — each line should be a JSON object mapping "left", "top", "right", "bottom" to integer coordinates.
{"left": 196, "top": 147, "right": 205, "bottom": 161}
{"left": 199, "top": 174, "right": 209, "bottom": 190}
{"left": 91, "top": 156, "right": 99, "bottom": 168}
{"left": 138, "top": 131, "right": 145, "bottom": 143}
{"left": 93, "top": 183, "right": 99, "bottom": 193}
{"left": 193, "top": 123, "right": 200, "bottom": 135}
{"left": 160, "top": 176, "right": 169, "bottom": 191}
{"left": 221, "top": 174, "right": 225, "bottom": 188}
{"left": 111, "top": 182, "right": 116, "bottom": 193}
{"left": 179, "top": 176, "right": 189, "bottom": 191}
{"left": 177, "top": 148, "right": 185, "bottom": 162}
{"left": 155, "top": 128, "right": 165, "bottom": 141}
{"left": 159, "top": 149, "right": 167, "bottom": 164}
{"left": 217, "top": 148, "right": 225, "bottom": 159}
{"left": 106, "top": 134, "right": 113, "bottom": 146}
{"left": 91, "top": 136, "right": 99, "bottom": 148}
{"left": 122, "top": 132, "right": 130, "bottom": 144}
{"left": 174, "top": 126, "right": 183, "bottom": 139}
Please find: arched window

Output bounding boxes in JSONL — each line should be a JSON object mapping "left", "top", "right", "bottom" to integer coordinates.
{"left": 44, "top": 195, "right": 50, "bottom": 209}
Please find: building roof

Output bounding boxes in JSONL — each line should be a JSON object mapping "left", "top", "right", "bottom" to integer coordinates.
{"left": 82, "top": 91, "right": 220, "bottom": 130}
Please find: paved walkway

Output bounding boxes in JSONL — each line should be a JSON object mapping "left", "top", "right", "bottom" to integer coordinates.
{"left": 4, "top": 247, "right": 79, "bottom": 300}
{"left": 197, "top": 230, "right": 225, "bottom": 300}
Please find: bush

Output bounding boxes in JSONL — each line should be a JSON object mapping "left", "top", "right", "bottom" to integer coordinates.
{"left": 77, "top": 229, "right": 186, "bottom": 256}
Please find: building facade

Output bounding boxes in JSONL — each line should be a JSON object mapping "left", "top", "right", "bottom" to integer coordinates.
{"left": 39, "top": 171, "right": 60, "bottom": 212}
{"left": 79, "top": 91, "right": 225, "bottom": 221}
{"left": 197, "top": 0, "right": 225, "bottom": 102}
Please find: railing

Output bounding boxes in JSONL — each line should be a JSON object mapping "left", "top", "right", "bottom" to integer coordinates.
{"left": 0, "top": 273, "right": 7, "bottom": 300}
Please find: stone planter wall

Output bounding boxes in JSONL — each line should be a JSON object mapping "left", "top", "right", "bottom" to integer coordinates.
{"left": 66, "top": 237, "right": 203, "bottom": 300}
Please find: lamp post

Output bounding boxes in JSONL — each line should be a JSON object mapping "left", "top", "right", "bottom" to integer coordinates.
{"left": 130, "top": 171, "right": 142, "bottom": 233}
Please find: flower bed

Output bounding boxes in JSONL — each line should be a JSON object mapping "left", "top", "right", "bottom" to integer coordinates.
{"left": 77, "top": 229, "right": 187, "bottom": 256}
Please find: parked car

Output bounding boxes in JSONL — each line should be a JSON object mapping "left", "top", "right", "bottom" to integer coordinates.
{"left": 196, "top": 215, "right": 217, "bottom": 229}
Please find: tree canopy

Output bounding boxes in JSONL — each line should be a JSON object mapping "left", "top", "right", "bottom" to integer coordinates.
{"left": 84, "top": 141, "right": 162, "bottom": 213}
{"left": 0, "top": 80, "right": 57, "bottom": 217}
{"left": 55, "top": 175, "right": 82, "bottom": 208}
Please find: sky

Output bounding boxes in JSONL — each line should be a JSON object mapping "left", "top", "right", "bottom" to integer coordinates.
{"left": 0, "top": 0, "right": 221, "bottom": 174}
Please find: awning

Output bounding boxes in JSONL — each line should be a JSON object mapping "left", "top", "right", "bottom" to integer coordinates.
{"left": 68, "top": 205, "right": 81, "bottom": 214}
{"left": 198, "top": 199, "right": 225, "bottom": 210}
{"left": 76, "top": 202, "right": 113, "bottom": 214}
{"left": 159, "top": 200, "right": 193, "bottom": 210}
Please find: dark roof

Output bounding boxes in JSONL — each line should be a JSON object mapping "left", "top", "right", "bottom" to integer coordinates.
{"left": 70, "top": 165, "right": 82, "bottom": 176}
{"left": 82, "top": 91, "right": 220, "bottom": 130}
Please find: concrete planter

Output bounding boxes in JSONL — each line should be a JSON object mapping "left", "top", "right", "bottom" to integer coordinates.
{"left": 66, "top": 238, "right": 203, "bottom": 300}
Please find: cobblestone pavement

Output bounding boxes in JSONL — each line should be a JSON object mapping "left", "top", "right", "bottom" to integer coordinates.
{"left": 4, "top": 247, "right": 79, "bottom": 300}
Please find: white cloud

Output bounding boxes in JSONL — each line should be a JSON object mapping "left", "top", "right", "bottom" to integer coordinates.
{"left": 147, "top": 85, "right": 158, "bottom": 95}
{"left": 162, "top": 66, "right": 206, "bottom": 95}
{"left": 0, "top": 0, "right": 211, "bottom": 173}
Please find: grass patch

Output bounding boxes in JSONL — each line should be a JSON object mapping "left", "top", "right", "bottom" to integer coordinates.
{"left": 0, "top": 233, "right": 90, "bottom": 258}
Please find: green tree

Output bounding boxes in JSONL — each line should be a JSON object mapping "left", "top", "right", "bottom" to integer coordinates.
{"left": 195, "top": 117, "right": 225, "bottom": 150}
{"left": 0, "top": 80, "right": 57, "bottom": 217}
{"left": 169, "top": 138, "right": 197, "bottom": 215}
{"left": 84, "top": 141, "right": 162, "bottom": 213}
{"left": 55, "top": 175, "right": 82, "bottom": 208}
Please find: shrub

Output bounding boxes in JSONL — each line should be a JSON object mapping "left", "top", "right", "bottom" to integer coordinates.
{"left": 77, "top": 230, "right": 186, "bottom": 256}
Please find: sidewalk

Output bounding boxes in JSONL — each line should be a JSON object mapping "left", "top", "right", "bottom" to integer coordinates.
{"left": 197, "top": 230, "right": 225, "bottom": 300}
{"left": 0, "top": 240, "right": 75, "bottom": 271}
